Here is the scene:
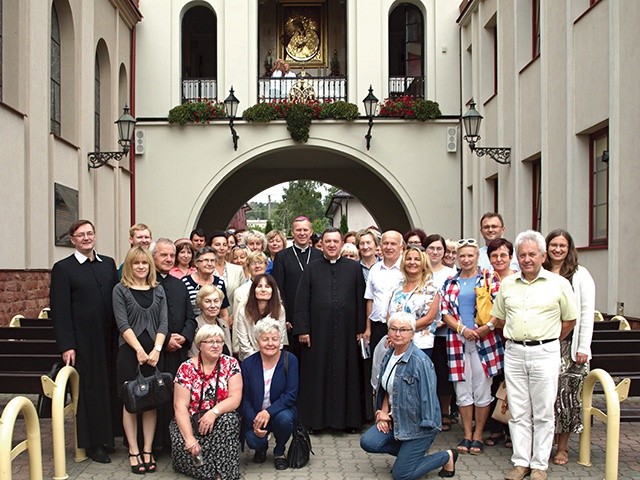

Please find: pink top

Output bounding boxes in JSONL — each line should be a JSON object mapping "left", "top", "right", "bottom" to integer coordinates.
{"left": 169, "top": 265, "right": 196, "bottom": 279}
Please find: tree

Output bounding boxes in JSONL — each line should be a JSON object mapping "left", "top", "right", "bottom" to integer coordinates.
{"left": 265, "top": 219, "right": 273, "bottom": 234}
{"left": 339, "top": 214, "right": 349, "bottom": 234}
{"left": 274, "top": 180, "right": 325, "bottom": 229}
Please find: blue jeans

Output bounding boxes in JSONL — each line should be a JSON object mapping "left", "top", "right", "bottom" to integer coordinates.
{"left": 360, "top": 424, "right": 449, "bottom": 480}
{"left": 244, "top": 408, "right": 294, "bottom": 457}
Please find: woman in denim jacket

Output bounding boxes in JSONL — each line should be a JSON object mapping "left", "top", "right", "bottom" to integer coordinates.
{"left": 360, "top": 312, "right": 459, "bottom": 479}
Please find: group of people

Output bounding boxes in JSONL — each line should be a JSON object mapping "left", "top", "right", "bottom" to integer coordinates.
{"left": 270, "top": 58, "right": 297, "bottom": 100}
{"left": 49, "top": 212, "right": 594, "bottom": 480}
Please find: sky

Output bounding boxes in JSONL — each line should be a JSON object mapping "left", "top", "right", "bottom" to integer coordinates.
{"left": 249, "top": 182, "right": 332, "bottom": 204}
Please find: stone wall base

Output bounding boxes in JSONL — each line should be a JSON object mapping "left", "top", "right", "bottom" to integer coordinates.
{"left": 0, "top": 270, "right": 51, "bottom": 326}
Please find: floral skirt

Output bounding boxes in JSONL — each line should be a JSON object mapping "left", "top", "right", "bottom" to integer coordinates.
{"left": 170, "top": 412, "right": 241, "bottom": 480}
{"left": 554, "top": 339, "right": 589, "bottom": 434}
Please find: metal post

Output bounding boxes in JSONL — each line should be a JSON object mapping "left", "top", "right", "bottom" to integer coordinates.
{"left": 0, "top": 396, "right": 43, "bottom": 480}
{"left": 41, "top": 365, "right": 85, "bottom": 480}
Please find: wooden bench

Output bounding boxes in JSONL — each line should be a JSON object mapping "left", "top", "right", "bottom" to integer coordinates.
{"left": 590, "top": 325, "right": 640, "bottom": 421}
{"left": 0, "top": 324, "right": 59, "bottom": 395}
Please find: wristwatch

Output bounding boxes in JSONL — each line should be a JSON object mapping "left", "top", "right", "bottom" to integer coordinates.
{"left": 486, "top": 322, "right": 495, "bottom": 331}
{"left": 212, "top": 407, "right": 220, "bottom": 417}
{"left": 154, "top": 344, "right": 163, "bottom": 352}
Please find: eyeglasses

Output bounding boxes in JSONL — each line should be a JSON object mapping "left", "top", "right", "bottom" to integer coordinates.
{"left": 200, "top": 339, "right": 224, "bottom": 346}
{"left": 388, "top": 327, "right": 413, "bottom": 334}
{"left": 481, "top": 224, "right": 503, "bottom": 230}
{"left": 548, "top": 243, "right": 569, "bottom": 250}
{"left": 457, "top": 238, "right": 478, "bottom": 247}
{"left": 426, "top": 246, "right": 444, "bottom": 252}
{"left": 407, "top": 245, "right": 425, "bottom": 252}
{"left": 72, "top": 231, "right": 95, "bottom": 239}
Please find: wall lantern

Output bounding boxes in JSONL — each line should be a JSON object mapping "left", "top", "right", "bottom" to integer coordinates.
{"left": 362, "top": 85, "right": 378, "bottom": 150}
{"left": 224, "top": 87, "right": 240, "bottom": 151}
{"left": 87, "top": 105, "right": 137, "bottom": 170}
{"left": 461, "top": 99, "right": 511, "bottom": 165}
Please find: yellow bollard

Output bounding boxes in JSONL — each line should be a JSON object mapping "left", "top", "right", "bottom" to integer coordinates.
{"left": 41, "top": 365, "right": 86, "bottom": 480}
{"left": 0, "top": 396, "right": 43, "bottom": 480}
{"left": 8, "top": 315, "right": 24, "bottom": 327}
{"left": 578, "top": 368, "right": 629, "bottom": 480}
{"left": 610, "top": 315, "right": 631, "bottom": 331}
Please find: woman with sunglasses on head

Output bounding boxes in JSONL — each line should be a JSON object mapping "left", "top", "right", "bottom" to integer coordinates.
{"left": 170, "top": 324, "right": 242, "bottom": 480}
{"left": 543, "top": 229, "right": 595, "bottom": 466}
{"left": 440, "top": 238, "right": 503, "bottom": 456}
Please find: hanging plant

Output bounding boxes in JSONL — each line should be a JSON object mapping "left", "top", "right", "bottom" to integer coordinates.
{"left": 168, "top": 101, "right": 226, "bottom": 125}
{"left": 378, "top": 96, "right": 441, "bottom": 121}
{"left": 285, "top": 103, "right": 314, "bottom": 143}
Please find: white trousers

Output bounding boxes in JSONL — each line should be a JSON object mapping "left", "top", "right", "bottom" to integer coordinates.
{"left": 454, "top": 339, "right": 492, "bottom": 407}
{"left": 504, "top": 339, "right": 560, "bottom": 471}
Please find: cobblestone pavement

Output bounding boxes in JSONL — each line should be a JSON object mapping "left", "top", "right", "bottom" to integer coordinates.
{"left": 3, "top": 394, "right": 640, "bottom": 479}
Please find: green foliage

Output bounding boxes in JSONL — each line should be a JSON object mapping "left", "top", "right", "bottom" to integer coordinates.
{"left": 265, "top": 219, "right": 274, "bottom": 234}
{"left": 378, "top": 96, "right": 441, "bottom": 121}
{"left": 274, "top": 180, "right": 325, "bottom": 228}
{"left": 339, "top": 214, "right": 349, "bottom": 234}
{"left": 320, "top": 101, "right": 359, "bottom": 121}
{"left": 168, "top": 101, "right": 227, "bottom": 125}
{"left": 242, "top": 103, "right": 278, "bottom": 123}
{"left": 313, "top": 218, "right": 330, "bottom": 234}
{"left": 286, "top": 103, "right": 314, "bottom": 143}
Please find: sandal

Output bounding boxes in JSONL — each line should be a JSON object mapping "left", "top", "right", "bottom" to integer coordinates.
{"left": 553, "top": 448, "right": 569, "bottom": 465}
{"left": 142, "top": 451, "right": 156, "bottom": 473}
{"left": 129, "top": 452, "right": 146, "bottom": 475}
{"left": 484, "top": 432, "right": 505, "bottom": 446}
{"left": 504, "top": 435, "right": 513, "bottom": 449}
{"left": 469, "top": 439, "right": 484, "bottom": 455}
{"left": 457, "top": 438, "right": 471, "bottom": 454}
{"left": 441, "top": 415, "right": 452, "bottom": 432}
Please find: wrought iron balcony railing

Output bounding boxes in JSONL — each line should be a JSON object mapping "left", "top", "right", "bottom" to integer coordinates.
{"left": 388, "top": 76, "right": 424, "bottom": 98}
{"left": 182, "top": 78, "right": 218, "bottom": 103}
{"left": 257, "top": 76, "right": 347, "bottom": 103}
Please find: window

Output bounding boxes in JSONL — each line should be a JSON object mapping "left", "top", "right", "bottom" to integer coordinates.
{"left": 181, "top": 6, "right": 217, "bottom": 102}
{"left": 492, "top": 24, "right": 497, "bottom": 96}
{"left": 388, "top": 4, "right": 424, "bottom": 97}
{"left": 532, "top": 0, "right": 540, "bottom": 58}
{"left": 589, "top": 129, "right": 608, "bottom": 245}
{"left": 94, "top": 55, "right": 100, "bottom": 151}
{"left": 50, "top": 4, "right": 61, "bottom": 135}
{"left": 531, "top": 159, "right": 541, "bottom": 231}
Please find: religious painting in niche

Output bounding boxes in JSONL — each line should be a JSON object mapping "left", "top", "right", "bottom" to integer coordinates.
{"left": 54, "top": 183, "right": 78, "bottom": 247}
{"left": 277, "top": 2, "right": 328, "bottom": 68}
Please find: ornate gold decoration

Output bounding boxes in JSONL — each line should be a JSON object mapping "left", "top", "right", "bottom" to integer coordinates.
{"left": 277, "top": 2, "right": 328, "bottom": 68}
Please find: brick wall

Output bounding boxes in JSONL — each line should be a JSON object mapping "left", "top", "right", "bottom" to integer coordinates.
{"left": 0, "top": 270, "right": 51, "bottom": 326}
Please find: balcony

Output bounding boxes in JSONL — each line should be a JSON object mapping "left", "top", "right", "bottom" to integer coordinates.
{"left": 388, "top": 76, "right": 424, "bottom": 99}
{"left": 182, "top": 78, "right": 217, "bottom": 103}
{"left": 257, "top": 76, "right": 347, "bottom": 103}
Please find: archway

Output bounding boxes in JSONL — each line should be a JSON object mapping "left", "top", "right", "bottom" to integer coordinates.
{"left": 196, "top": 145, "right": 413, "bottom": 234}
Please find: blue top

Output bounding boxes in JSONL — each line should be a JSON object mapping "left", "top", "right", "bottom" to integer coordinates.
{"left": 240, "top": 350, "right": 298, "bottom": 436}
{"left": 457, "top": 278, "right": 477, "bottom": 328}
{"left": 376, "top": 342, "right": 441, "bottom": 440}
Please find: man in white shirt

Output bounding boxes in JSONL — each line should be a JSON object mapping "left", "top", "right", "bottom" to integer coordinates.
{"left": 478, "top": 212, "right": 519, "bottom": 271}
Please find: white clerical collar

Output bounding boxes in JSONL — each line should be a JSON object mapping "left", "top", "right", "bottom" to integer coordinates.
{"left": 74, "top": 250, "right": 102, "bottom": 264}
{"left": 293, "top": 243, "right": 309, "bottom": 253}
{"left": 324, "top": 256, "right": 339, "bottom": 264}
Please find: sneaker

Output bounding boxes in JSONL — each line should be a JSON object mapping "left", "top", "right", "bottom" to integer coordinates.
{"left": 504, "top": 466, "right": 531, "bottom": 480}
{"left": 531, "top": 469, "right": 547, "bottom": 480}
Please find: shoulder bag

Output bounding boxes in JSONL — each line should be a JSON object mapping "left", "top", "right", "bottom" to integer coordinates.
{"left": 475, "top": 270, "right": 493, "bottom": 326}
{"left": 282, "top": 352, "right": 314, "bottom": 468}
{"left": 123, "top": 365, "right": 173, "bottom": 414}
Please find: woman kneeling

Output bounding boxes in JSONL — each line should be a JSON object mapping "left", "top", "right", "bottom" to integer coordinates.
{"left": 360, "top": 312, "right": 458, "bottom": 479}
{"left": 240, "top": 317, "right": 298, "bottom": 470}
{"left": 170, "top": 324, "right": 242, "bottom": 480}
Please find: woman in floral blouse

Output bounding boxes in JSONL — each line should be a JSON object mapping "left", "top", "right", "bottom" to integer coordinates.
{"left": 170, "top": 324, "right": 242, "bottom": 480}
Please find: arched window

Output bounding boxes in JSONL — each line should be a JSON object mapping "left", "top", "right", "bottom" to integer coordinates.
{"left": 51, "top": 4, "right": 61, "bottom": 135}
{"left": 181, "top": 5, "right": 217, "bottom": 102}
{"left": 94, "top": 55, "right": 100, "bottom": 151}
{"left": 388, "top": 3, "right": 424, "bottom": 98}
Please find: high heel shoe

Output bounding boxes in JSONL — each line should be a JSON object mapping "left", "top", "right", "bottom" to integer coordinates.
{"left": 142, "top": 451, "right": 156, "bottom": 473}
{"left": 129, "top": 452, "right": 146, "bottom": 475}
{"left": 438, "top": 449, "right": 459, "bottom": 478}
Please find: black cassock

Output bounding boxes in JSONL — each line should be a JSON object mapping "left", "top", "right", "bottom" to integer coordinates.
{"left": 293, "top": 257, "right": 366, "bottom": 430}
{"left": 50, "top": 253, "right": 119, "bottom": 448}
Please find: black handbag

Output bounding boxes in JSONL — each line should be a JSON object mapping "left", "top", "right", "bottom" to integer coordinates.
{"left": 287, "top": 418, "right": 313, "bottom": 468}
{"left": 282, "top": 352, "right": 313, "bottom": 468}
{"left": 123, "top": 365, "right": 173, "bottom": 414}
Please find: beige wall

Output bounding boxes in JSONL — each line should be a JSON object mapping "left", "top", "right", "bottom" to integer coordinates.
{"left": 458, "top": 0, "right": 639, "bottom": 316}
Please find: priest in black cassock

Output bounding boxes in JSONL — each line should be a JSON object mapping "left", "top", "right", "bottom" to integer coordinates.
{"left": 293, "top": 228, "right": 366, "bottom": 433}
{"left": 271, "top": 216, "right": 322, "bottom": 359}
{"left": 50, "top": 220, "right": 119, "bottom": 463}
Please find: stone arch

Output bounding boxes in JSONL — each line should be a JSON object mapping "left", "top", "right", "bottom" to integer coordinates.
{"left": 190, "top": 141, "right": 416, "bottom": 234}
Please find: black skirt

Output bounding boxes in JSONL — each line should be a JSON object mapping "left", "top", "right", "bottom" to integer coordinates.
{"left": 117, "top": 331, "right": 157, "bottom": 398}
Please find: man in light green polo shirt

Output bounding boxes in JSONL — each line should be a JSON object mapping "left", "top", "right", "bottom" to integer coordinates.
{"left": 490, "top": 230, "right": 577, "bottom": 480}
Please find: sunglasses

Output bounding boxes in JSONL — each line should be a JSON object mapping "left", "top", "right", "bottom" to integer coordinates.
{"left": 457, "top": 238, "right": 478, "bottom": 247}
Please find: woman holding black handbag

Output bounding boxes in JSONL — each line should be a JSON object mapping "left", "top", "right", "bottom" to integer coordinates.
{"left": 113, "top": 246, "right": 168, "bottom": 474}
{"left": 170, "top": 324, "right": 242, "bottom": 480}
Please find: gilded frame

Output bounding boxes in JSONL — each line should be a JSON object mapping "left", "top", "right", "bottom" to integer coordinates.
{"left": 277, "top": 1, "right": 328, "bottom": 69}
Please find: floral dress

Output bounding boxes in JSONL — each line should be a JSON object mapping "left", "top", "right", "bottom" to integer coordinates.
{"left": 170, "top": 354, "right": 241, "bottom": 480}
